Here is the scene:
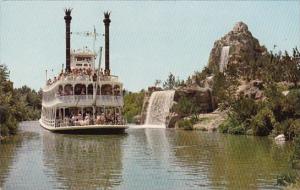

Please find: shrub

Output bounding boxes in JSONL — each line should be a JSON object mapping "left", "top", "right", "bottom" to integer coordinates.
{"left": 227, "top": 123, "right": 246, "bottom": 135}
{"left": 190, "top": 114, "right": 200, "bottom": 125}
{"left": 250, "top": 107, "right": 276, "bottom": 136}
{"left": 275, "top": 119, "right": 300, "bottom": 140}
{"left": 0, "top": 124, "right": 9, "bottom": 136}
{"left": 123, "top": 91, "right": 145, "bottom": 123}
{"left": 292, "top": 137, "right": 300, "bottom": 170}
{"left": 219, "top": 115, "right": 245, "bottom": 134}
{"left": 177, "top": 119, "right": 193, "bottom": 130}
{"left": 173, "top": 96, "right": 199, "bottom": 116}
{"left": 277, "top": 172, "right": 297, "bottom": 186}
{"left": 231, "top": 96, "right": 259, "bottom": 124}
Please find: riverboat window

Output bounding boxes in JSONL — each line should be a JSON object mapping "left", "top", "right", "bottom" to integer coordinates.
{"left": 76, "top": 57, "right": 92, "bottom": 62}
{"left": 87, "top": 84, "right": 93, "bottom": 95}
{"left": 96, "top": 107, "right": 104, "bottom": 115}
{"left": 56, "top": 109, "right": 59, "bottom": 119}
{"left": 101, "top": 84, "right": 112, "bottom": 95}
{"left": 64, "top": 84, "right": 73, "bottom": 95}
{"left": 58, "top": 85, "right": 63, "bottom": 96}
{"left": 74, "top": 84, "right": 86, "bottom": 95}
{"left": 65, "top": 108, "right": 70, "bottom": 117}
{"left": 114, "top": 85, "right": 121, "bottom": 96}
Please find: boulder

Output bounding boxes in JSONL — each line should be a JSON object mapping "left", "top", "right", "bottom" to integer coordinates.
{"left": 275, "top": 134, "right": 285, "bottom": 142}
{"left": 174, "top": 85, "right": 215, "bottom": 112}
{"left": 237, "top": 80, "right": 265, "bottom": 100}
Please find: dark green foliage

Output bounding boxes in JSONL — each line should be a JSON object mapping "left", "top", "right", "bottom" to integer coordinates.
{"left": 163, "top": 73, "right": 184, "bottom": 90}
{"left": 250, "top": 107, "right": 275, "bottom": 136}
{"left": 193, "top": 67, "right": 213, "bottom": 86}
{"left": 219, "top": 114, "right": 245, "bottom": 135}
{"left": 277, "top": 172, "right": 297, "bottom": 186}
{"left": 14, "top": 86, "right": 42, "bottom": 121}
{"left": 0, "top": 65, "right": 41, "bottom": 137}
{"left": 172, "top": 96, "right": 201, "bottom": 116}
{"left": 163, "top": 73, "right": 176, "bottom": 90}
{"left": 212, "top": 69, "right": 239, "bottom": 109}
{"left": 220, "top": 83, "right": 300, "bottom": 137}
{"left": 189, "top": 114, "right": 200, "bottom": 125}
{"left": 177, "top": 119, "right": 193, "bottom": 130}
{"left": 214, "top": 47, "right": 300, "bottom": 137}
{"left": 123, "top": 91, "right": 145, "bottom": 123}
{"left": 277, "top": 137, "right": 300, "bottom": 186}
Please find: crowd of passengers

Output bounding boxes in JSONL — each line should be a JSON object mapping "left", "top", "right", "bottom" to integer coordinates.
{"left": 56, "top": 84, "right": 121, "bottom": 96}
{"left": 47, "top": 68, "right": 110, "bottom": 86}
{"left": 56, "top": 111, "right": 124, "bottom": 127}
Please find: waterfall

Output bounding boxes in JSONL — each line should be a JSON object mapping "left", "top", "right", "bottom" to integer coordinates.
{"left": 219, "top": 46, "right": 230, "bottom": 72}
{"left": 145, "top": 90, "right": 175, "bottom": 126}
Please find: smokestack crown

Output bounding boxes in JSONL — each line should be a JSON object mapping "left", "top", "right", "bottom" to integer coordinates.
{"left": 64, "top": 8, "right": 72, "bottom": 20}
{"left": 103, "top": 12, "right": 111, "bottom": 24}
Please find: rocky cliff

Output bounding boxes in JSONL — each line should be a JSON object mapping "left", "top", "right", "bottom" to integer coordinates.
{"left": 208, "top": 22, "right": 267, "bottom": 73}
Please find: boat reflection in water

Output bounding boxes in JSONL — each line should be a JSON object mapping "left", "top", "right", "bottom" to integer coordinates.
{"left": 42, "top": 131, "right": 126, "bottom": 190}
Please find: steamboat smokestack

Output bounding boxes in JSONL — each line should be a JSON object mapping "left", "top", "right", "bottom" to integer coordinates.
{"left": 64, "top": 8, "right": 72, "bottom": 73}
{"left": 103, "top": 12, "right": 111, "bottom": 75}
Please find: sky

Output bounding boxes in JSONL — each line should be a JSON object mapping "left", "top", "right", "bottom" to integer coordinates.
{"left": 0, "top": 1, "right": 299, "bottom": 92}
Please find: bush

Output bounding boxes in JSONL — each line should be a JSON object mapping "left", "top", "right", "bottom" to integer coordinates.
{"left": 250, "top": 107, "right": 276, "bottom": 136}
{"left": 231, "top": 96, "right": 259, "bottom": 124}
{"left": 190, "top": 114, "right": 200, "bottom": 125}
{"left": 173, "top": 96, "right": 196, "bottom": 116}
{"left": 292, "top": 137, "right": 300, "bottom": 170}
{"left": 123, "top": 91, "right": 145, "bottom": 123}
{"left": 177, "top": 119, "right": 193, "bottom": 130}
{"left": 219, "top": 115, "right": 246, "bottom": 134}
{"left": 277, "top": 172, "right": 297, "bottom": 186}
{"left": 6, "top": 115, "right": 18, "bottom": 135}
{"left": 0, "top": 124, "right": 9, "bottom": 136}
{"left": 275, "top": 119, "right": 300, "bottom": 140}
{"left": 227, "top": 123, "right": 246, "bottom": 135}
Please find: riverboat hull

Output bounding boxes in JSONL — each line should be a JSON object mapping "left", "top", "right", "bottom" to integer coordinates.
{"left": 39, "top": 119, "right": 128, "bottom": 134}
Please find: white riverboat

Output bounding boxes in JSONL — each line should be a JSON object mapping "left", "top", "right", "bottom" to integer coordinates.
{"left": 39, "top": 9, "right": 128, "bottom": 133}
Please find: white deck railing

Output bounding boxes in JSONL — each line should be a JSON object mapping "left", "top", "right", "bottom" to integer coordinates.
{"left": 55, "top": 95, "right": 123, "bottom": 106}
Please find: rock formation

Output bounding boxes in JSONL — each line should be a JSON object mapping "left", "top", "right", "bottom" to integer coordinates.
{"left": 208, "top": 21, "right": 267, "bottom": 73}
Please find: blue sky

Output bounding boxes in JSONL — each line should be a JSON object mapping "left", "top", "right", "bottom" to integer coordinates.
{"left": 0, "top": 1, "right": 299, "bottom": 92}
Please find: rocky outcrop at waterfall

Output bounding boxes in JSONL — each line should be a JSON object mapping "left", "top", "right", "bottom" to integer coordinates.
{"left": 208, "top": 21, "right": 267, "bottom": 73}
{"left": 140, "top": 85, "right": 215, "bottom": 127}
{"left": 167, "top": 85, "right": 215, "bottom": 128}
{"left": 173, "top": 86, "right": 215, "bottom": 113}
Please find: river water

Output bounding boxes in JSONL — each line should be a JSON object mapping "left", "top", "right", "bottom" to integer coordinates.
{"left": 0, "top": 121, "right": 293, "bottom": 190}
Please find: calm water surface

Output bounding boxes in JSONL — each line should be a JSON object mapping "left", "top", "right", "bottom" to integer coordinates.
{"left": 0, "top": 121, "right": 293, "bottom": 190}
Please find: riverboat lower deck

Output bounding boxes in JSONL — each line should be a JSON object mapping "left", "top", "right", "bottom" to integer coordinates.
{"left": 39, "top": 119, "right": 128, "bottom": 134}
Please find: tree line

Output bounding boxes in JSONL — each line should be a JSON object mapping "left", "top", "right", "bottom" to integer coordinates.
{"left": 0, "top": 65, "right": 42, "bottom": 137}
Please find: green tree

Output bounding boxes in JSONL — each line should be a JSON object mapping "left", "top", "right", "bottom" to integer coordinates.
{"left": 123, "top": 91, "right": 145, "bottom": 123}
{"left": 163, "top": 73, "right": 176, "bottom": 90}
